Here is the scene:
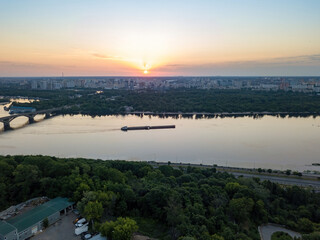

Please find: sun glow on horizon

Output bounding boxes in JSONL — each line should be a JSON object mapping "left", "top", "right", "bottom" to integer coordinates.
{"left": 141, "top": 63, "right": 151, "bottom": 75}
{"left": 1, "top": 1, "right": 320, "bottom": 76}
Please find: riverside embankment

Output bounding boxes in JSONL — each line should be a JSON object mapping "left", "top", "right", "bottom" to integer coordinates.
{"left": 149, "top": 161, "right": 320, "bottom": 191}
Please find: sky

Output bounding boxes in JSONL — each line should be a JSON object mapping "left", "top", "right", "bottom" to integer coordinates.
{"left": 0, "top": 0, "right": 320, "bottom": 76}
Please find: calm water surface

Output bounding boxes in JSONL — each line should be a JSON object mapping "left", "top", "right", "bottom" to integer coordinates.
{"left": 1, "top": 102, "right": 320, "bottom": 171}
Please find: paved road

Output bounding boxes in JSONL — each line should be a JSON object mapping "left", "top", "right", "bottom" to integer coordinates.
{"left": 32, "top": 212, "right": 80, "bottom": 240}
{"left": 259, "top": 224, "right": 301, "bottom": 240}
{"left": 131, "top": 111, "right": 316, "bottom": 116}
{"left": 151, "top": 162, "right": 320, "bottom": 190}
{"left": 231, "top": 172, "right": 320, "bottom": 189}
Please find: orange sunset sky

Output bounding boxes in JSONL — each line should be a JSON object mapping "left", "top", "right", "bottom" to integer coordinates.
{"left": 0, "top": 0, "right": 320, "bottom": 76}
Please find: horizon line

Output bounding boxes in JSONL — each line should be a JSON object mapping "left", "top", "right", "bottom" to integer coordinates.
{"left": 1, "top": 75, "right": 320, "bottom": 78}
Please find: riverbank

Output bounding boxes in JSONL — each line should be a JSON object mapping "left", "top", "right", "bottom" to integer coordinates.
{"left": 149, "top": 161, "right": 320, "bottom": 179}
{"left": 6, "top": 88, "right": 320, "bottom": 117}
{"left": 130, "top": 111, "right": 320, "bottom": 118}
{"left": 148, "top": 161, "right": 320, "bottom": 190}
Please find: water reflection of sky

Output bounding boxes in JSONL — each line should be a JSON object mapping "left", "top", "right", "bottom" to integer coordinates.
{"left": 1, "top": 107, "right": 320, "bottom": 171}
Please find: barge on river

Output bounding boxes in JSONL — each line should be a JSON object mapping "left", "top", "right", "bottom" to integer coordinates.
{"left": 121, "top": 125, "right": 175, "bottom": 131}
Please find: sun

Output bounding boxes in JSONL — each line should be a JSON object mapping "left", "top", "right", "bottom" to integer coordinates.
{"left": 142, "top": 63, "right": 151, "bottom": 74}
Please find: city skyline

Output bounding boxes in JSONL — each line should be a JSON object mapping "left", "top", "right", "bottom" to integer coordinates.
{"left": 1, "top": 0, "right": 320, "bottom": 76}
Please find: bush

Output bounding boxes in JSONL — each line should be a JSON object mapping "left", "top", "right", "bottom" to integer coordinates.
{"left": 298, "top": 218, "right": 314, "bottom": 233}
{"left": 271, "top": 231, "right": 292, "bottom": 240}
{"left": 42, "top": 218, "right": 49, "bottom": 228}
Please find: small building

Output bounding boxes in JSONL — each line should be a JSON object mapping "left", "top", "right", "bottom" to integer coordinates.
{"left": 0, "top": 221, "right": 16, "bottom": 240}
{"left": 0, "top": 197, "right": 73, "bottom": 240}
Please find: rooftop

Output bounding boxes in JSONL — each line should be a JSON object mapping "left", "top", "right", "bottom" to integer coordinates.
{"left": 0, "top": 197, "right": 73, "bottom": 234}
{"left": 0, "top": 221, "right": 16, "bottom": 236}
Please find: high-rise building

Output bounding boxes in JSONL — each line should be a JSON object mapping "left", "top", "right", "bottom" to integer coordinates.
{"left": 39, "top": 80, "right": 48, "bottom": 90}
{"left": 31, "top": 80, "right": 38, "bottom": 89}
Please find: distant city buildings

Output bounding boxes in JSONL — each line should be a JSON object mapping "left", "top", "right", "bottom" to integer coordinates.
{"left": 1, "top": 76, "right": 320, "bottom": 93}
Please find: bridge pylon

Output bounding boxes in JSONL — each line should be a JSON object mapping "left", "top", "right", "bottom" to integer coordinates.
{"left": 45, "top": 113, "right": 51, "bottom": 119}
{"left": 3, "top": 120, "right": 12, "bottom": 131}
{"left": 28, "top": 116, "right": 35, "bottom": 124}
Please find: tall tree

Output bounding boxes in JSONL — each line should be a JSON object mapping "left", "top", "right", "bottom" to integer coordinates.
{"left": 84, "top": 201, "right": 103, "bottom": 228}
{"left": 100, "top": 217, "right": 138, "bottom": 240}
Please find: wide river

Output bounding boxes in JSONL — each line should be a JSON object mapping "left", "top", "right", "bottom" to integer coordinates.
{"left": 1, "top": 101, "right": 320, "bottom": 172}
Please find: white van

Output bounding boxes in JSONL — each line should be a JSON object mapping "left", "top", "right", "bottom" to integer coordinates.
{"left": 75, "top": 223, "right": 89, "bottom": 235}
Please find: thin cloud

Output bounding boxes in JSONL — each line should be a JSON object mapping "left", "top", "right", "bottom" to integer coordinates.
{"left": 164, "top": 64, "right": 188, "bottom": 68}
{"left": 154, "top": 53, "right": 320, "bottom": 76}
{"left": 161, "top": 54, "right": 320, "bottom": 69}
{"left": 265, "top": 54, "right": 320, "bottom": 65}
{"left": 0, "top": 61, "right": 77, "bottom": 69}
{"left": 92, "top": 53, "right": 139, "bottom": 63}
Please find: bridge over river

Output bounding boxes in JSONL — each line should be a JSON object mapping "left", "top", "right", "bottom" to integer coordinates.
{"left": 0, "top": 107, "right": 62, "bottom": 131}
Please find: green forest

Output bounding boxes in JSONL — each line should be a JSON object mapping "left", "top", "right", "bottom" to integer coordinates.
{"left": 0, "top": 155, "right": 319, "bottom": 240}
{"left": 2, "top": 88, "right": 320, "bottom": 116}
{"left": 0, "top": 99, "right": 9, "bottom": 103}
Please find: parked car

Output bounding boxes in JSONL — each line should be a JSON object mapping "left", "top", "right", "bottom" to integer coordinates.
{"left": 73, "top": 218, "right": 80, "bottom": 224}
{"left": 90, "top": 234, "right": 107, "bottom": 240}
{"left": 75, "top": 218, "right": 86, "bottom": 226}
{"left": 73, "top": 209, "right": 80, "bottom": 215}
{"left": 84, "top": 233, "right": 92, "bottom": 239}
{"left": 76, "top": 223, "right": 84, "bottom": 228}
{"left": 81, "top": 232, "right": 92, "bottom": 240}
{"left": 75, "top": 223, "right": 89, "bottom": 236}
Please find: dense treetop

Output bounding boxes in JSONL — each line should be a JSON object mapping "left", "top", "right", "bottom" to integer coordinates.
{"left": 0, "top": 155, "right": 319, "bottom": 240}
{"left": 2, "top": 88, "right": 320, "bottom": 115}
